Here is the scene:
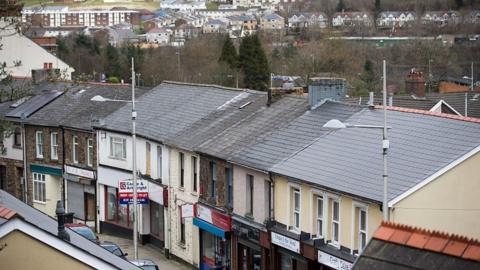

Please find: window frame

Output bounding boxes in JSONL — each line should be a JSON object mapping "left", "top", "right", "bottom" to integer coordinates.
{"left": 293, "top": 188, "right": 301, "bottom": 232}
{"left": 13, "top": 127, "right": 21, "bottom": 147}
{"left": 179, "top": 206, "right": 185, "bottom": 244}
{"left": 109, "top": 136, "right": 126, "bottom": 160}
{"left": 35, "top": 131, "right": 44, "bottom": 158}
{"left": 72, "top": 135, "right": 79, "bottom": 164}
{"left": 192, "top": 156, "right": 197, "bottom": 193}
{"left": 87, "top": 138, "right": 93, "bottom": 167}
{"left": 179, "top": 152, "right": 184, "bottom": 188}
{"left": 331, "top": 198, "right": 340, "bottom": 247}
{"left": 33, "top": 172, "right": 46, "bottom": 203}
{"left": 50, "top": 132, "right": 58, "bottom": 160}
{"left": 226, "top": 166, "right": 233, "bottom": 208}
{"left": 210, "top": 161, "right": 217, "bottom": 199}
{"left": 316, "top": 196, "right": 324, "bottom": 239}
{"left": 246, "top": 174, "right": 254, "bottom": 215}
{"left": 157, "top": 146, "right": 162, "bottom": 179}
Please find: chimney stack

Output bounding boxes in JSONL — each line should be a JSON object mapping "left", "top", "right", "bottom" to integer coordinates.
{"left": 405, "top": 69, "right": 426, "bottom": 98}
{"left": 56, "top": 200, "right": 70, "bottom": 242}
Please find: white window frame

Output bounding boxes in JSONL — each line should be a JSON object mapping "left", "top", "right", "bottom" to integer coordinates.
{"left": 109, "top": 136, "right": 126, "bottom": 160}
{"left": 293, "top": 188, "right": 301, "bottom": 232}
{"left": 316, "top": 196, "right": 324, "bottom": 239}
{"left": 50, "top": 132, "right": 58, "bottom": 160}
{"left": 331, "top": 198, "right": 340, "bottom": 247}
{"left": 36, "top": 131, "right": 44, "bottom": 158}
{"left": 358, "top": 207, "right": 367, "bottom": 252}
{"left": 157, "top": 146, "right": 162, "bottom": 179}
{"left": 87, "top": 138, "right": 93, "bottom": 167}
{"left": 33, "top": 173, "right": 46, "bottom": 203}
{"left": 351, "top": 201, "right": 369, "bottom": 254}
{"left": 72, "top": 135, "right": 79, "bottom": 164}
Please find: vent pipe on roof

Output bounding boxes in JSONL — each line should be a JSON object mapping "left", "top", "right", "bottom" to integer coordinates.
{"left": 56, "top": 200, "right": 70, "bottom": 242}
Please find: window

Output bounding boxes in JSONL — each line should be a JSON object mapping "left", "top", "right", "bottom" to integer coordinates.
{"left": 33, "top": 173, "right": 46, "bottom": 203}
{"left": 87, "top": 138, "right": 93, "bottom": 166}
{"left": 226, "top": 166, "right": 233, "bottom": 208}
{"left": 105, "top": 187, "right": 133, "bottom": 228}
{"left": 293, "top": 189, "right": 300, "bottom": 231}
{"left": 110, "top": 137, "right": 126, "bottom": 159}
{"left": 50, "top": 132, "right": 58, "bottom": 160}
{"left": 246, "top": 174, "right": 254, "bottom": 215}
{"left": 157, "top": 146, "right": 162, "bottom": 179}
{"left": 179, "top": 206, "right": 185, "bottom": 244}
{"left": 358, "top": 208, "right": 367, "bottom": 251}
{"left": 72, "top": 135, "right": 79, "bottom": 163}
{"left": 13, "top": 127, "right": 21, "bottom": 147}
{"left": 35, "top": 131, "right": 44, "bottom": 158}
{"left": 146, "top": 142, "right": 151, "bottom": 176}
{"left": 210, "top": 161, "right": 216, "bottom": 199}
{"left": 265, "top": 180, "right": 272, "bottom": 220}
{"left": 192, "top": 156, "right": 197, "bottom": 192}
{"left": 332, "top": 199, "right": 340, "bottom": 245}
{"left": 179, "top": 152, "right": 184, "bottom": 187}
{"left": 316, "top": 196, "right": 324, "bottom": 238}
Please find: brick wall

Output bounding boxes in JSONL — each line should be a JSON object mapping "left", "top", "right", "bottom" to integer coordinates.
{"left": 63, "top": 128, "right": 96, "bottom": 170}
{"left": 0, "top": 158, "right": 23, "bottom": 199}
{"left": 199, "top": 155, "right": 227, "bottom": 209}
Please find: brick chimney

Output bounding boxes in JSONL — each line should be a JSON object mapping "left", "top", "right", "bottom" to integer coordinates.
{"left": 405, "top": 69, "right": 426, "bottom": 97}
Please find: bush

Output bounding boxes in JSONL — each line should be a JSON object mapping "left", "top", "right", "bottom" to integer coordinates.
{"left": 107, "top": 76, "right": 120, "bottom": 84}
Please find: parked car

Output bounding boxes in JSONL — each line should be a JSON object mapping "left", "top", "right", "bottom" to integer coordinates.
{"left": 65, "top": 223, "right": 99, "bottom": 243}
{"left": 101, "top": 241, "right": 128, "bottom": 259}
{"left": 130, "top": 259, "right": 159, "bottom": 270}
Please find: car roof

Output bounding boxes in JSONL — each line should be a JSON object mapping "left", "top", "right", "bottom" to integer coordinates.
{"left": 130, "top": 259, "right": 156, "bottom": 266}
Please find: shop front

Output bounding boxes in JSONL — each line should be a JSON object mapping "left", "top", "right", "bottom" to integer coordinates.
{"left": 232, "top": 216, "right": 270, "bottom": 270}
{"left": 316, "top": 244, "right": 354, "bottom": 270}
{"left": 30, "top": 163, "right": 63, "bottom": 218}
{"left": 64, "top": 165, "right": 96, "bottom": 227}
{"left": 193, "top": 203, "right": 232, "bottom": 270}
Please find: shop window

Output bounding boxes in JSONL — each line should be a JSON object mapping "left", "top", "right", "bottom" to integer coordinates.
{"left": 157, "top": 146, "right": 162, "bottom": 179}
{"left": 105, "top": 186, "right": 132, "bottom": 228}
{"left": 331, "top": 199, "right": 340, "bottom": 246}
{"left": 33, "top": 173, "right": 46, "bottom": 203}
{"left": 226, "top": 166, "right": 233, "bottom": 208}
{"left": 246, "top": 174, "right": 254, "bottom": 215}
{"left": 192, "top": 156, "right": 197, "bottom": 192}
{"left": 87, "top": 138, "right": 93, "bottom": 167}
{"left": 72, "top": 135, "right": 79, "bottom": 163}
{"left": 110, "top": 137, "right": 126, "bottom": 159}
{"left": 210, "top": 161, "right": 216, "bottom": 199}
{"left": 13, "top": 127, "right": 21, "bottom": 147}
{"left": 36, "top": 131, "right": 44, "bottom": 158}
{"left": 50, "top": 132, "right": 58, "bottom": 160}
{"left": 150, "top": 201, "right": 164, "bottom": 240}
{"left": 179, "top": 152, "right": 184, "bottom": 187}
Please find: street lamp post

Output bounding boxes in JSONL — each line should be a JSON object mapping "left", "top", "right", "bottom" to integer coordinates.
{"left": 91, "top": 57, "right": 138, "bottom": 260}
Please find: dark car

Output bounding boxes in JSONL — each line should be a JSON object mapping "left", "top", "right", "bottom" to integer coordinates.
{"left": 130, "top": 259, "right": 159, "bottom": 270}
{"left": 101, "top": 241, "right": 128, "bottom": 259}
{"left": 65, "top": 223, "right": 99, "bottom": 243}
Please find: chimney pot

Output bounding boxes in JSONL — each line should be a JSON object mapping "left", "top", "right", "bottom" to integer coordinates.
{"left": 56, "top": 200, "right": 70, "bottom": 242}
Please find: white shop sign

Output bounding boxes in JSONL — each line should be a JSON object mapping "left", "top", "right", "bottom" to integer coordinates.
{"left": 64, "top": 165, "right": 95, "bottom": 179}
{"left": 181, "top": 204, "right": 194, "bottom": 218}
{"left": 318, "top": 251, "right": 353, "bottom": 270}
{"left": 196, "top": 204, "right": 213, "bottom": 223}
{"left": 271, "top": 232, "right": 300, "bottom": 253}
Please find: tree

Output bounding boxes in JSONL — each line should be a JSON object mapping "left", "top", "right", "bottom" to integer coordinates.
{"left": 362, "top": 59, "right": 375, "bottom": 92}
{"left": 336, "top": 0, "right": 346, "bottom": 12}
{"left": 219, "top": 36, "right": 238, "bottom": 70}
{"left": 239, "top": 35, "right": 270, "bottom": 91}
{"left": 455, "top": 0, "right": 464, "bottom": 8}
{"left": 374, "top": 0, "right": 381, "bottom": 15}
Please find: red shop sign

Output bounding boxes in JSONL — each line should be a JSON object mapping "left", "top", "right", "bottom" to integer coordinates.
{"left": 195, "top": 203, "right": 231, "bottom": 231}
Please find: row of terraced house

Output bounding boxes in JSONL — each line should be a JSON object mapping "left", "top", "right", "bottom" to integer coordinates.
{"left": 0, "top": 76, "right": 479, "bottom": 269}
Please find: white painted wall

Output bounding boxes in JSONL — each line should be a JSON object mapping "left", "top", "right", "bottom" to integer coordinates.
{"left": 0, "top": 125, "right": 23, "bottom": 161}
{"left": 33, "top": 174, "right": 62, "bottom": 218}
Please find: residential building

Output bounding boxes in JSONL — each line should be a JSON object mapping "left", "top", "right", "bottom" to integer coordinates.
{"left": 203, "top": 19, "right": 228, "bottom": 34}
{"left": 467, "top": 10, "right": 480, "bottom": 24}
{"left": 21, "top": 6, "right": 140, "bottom": 28}
{"left": 421, "top": 11, "right": 462, "bottom": 26}
{"left": 354, "top": 222, "right": 480, "bottom": 269}
{"left": 259, "top": 13, "right": 284, "bottom": 30}
{"left": 331, "top": 12, "right": 373, "bottom": 27}
{"left": 288, "top": 12, "right": 328, "bottom": 29}
{"left": 376, "top": 11, "right": 416, "bottom": 28}
{"left": 92, "top": 24, "right": 139, "bottom": 47}
{"left": 269, "top": 103, "right": 480, "bottom": 268}
{"left": 146, "top": 28, "right": 172, "bottom": 44}
{"left": 195, "top": 9, "right": 247, "bottom": 19}
{"left": 0, "top": 22, "right": 74, "bottom": 80}
{"left": 161, "top": 0, "right": 207, "bottom": 11}
{"left": 228, "top": 14, "right": 257, "bottom": 35}
{"left": 0, "top": 190, "right": 140, "bottom": 270}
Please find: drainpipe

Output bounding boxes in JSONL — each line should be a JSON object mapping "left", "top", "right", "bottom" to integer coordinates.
{"left": 95, "top": 129, "right": 101, "bottom": 234}
{"left": 61, "top": 126, "right": 67, "bottom": 212}
{"left": 268, "top": 171, "right": 275, "bottom": 221}
{"left": 21, "top": 114, "right": 27, "bottom": 204}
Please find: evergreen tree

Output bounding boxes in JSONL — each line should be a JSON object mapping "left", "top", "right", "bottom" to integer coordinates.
{"left": 362, "top": 59, "right": 375, "bottom": 91}
{"left": 239, "top": 35, "right": 270, "bottom": 91}
{"left": 336, "top": 0, "right": 346, "bottom": 12}
{"left": 219, "top": 36, "right": 238, "bottom": 70}
{"left": 455, "top": 0, "right": 464, "bottom": 8}
{"left": 374, "top": 0, "right": 381, "bottom": 15}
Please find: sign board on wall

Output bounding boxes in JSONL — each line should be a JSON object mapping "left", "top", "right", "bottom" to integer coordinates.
{"left": 181, "top": 204, "right": 194, "bottom": 218}
{"left": 318, "top": 251, "right": 353, "bottom": 270}
{"left": 64, "top": 165, "right": 95, "bottom": 179}
{"left": 119, "top": 180, "right": 149, "bottom": 205}
{"left": 195, "top": 203, "right": 232, "bottom": 231}
{"left": 271, "top": 232, "right": 300, "bottom": 253}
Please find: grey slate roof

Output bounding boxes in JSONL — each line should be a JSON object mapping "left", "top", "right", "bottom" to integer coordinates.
{"left": 231, "top": 101, "right": 363, "bottom": 171}
{"left": 25, "top": 83, "right": 149, "bottom": 131}
{"left": 6, "top": 91, "right": 63, "bottom": 119}
{"left": 271, "top": 105, "right": 480, "bottom": 203}
{"left": 97, "top": 82, "right": 255, "bottom": 142}
{"left": 0, "top": 189, "right": 141, "bottom": 270}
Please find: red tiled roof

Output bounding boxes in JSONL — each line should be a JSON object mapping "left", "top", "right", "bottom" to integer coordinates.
{"left": 373, "top": 222, "right": 480, "bottom": 262}
{"left": 0, "top": 206, "right": 17, "bottom": 220}
{"left": 375, "top": 105, "right": 480, "bottom": 123}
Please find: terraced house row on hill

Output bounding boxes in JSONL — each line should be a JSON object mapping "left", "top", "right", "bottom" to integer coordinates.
{"left": 0, "top": 79, "right": 479, "bottom": 270}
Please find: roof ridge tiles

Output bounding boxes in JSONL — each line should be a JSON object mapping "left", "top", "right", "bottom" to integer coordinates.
{"left": 374, "top": 221, "right": 480, "bottom": 262}
{"left": 375, "top": 105, "right": 480, "bottom": 123}
{"left": 161, "top": 80, "right": 260, "bottom": 93}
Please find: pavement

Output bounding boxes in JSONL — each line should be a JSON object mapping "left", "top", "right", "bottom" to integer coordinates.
{"left": 99, "top": 233, "right": 193, "bottom": 270}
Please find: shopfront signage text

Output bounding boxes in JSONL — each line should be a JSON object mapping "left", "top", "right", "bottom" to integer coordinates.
{"left": 119, "top": 180, "right": 149, "bottom": 204}
{"left": 318, "top": 251, "right": 353, "bottom": 270}
{"left": 271, "top": 232, "right": 300, "bottom": 253}
{"left": 181, "top": 204, "right": 194, "bottom": 218}
{"left": 64, "top": 165, "right": 95, "bottom": 179}
{"left": 195, "top": 203, "right": 231, "bottom": 231}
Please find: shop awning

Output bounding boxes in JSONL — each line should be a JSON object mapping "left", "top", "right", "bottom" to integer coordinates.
{"left": 193, "top": 218, "right": 225, "bottom": 238}
{"left": 30, "top": 164, "right": 62, "bottom": 177}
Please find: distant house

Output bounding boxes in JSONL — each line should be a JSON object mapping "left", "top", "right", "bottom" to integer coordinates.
{"left": 467, "top": 10, "right": 480, "bottom": 24}
{"left": 203, "top": 19, "right": 228, "bottom": 34}
{"left": 259, "top": 13, "right": 284, "bottom": 30}
{"left": 161, "top": 0, "right": 206, "bottom": 11}
{"left": 421, "top": 11, "right": 461, "bottom": 26}
{"left": 146, "top": 28, "right": 172, "bottom": 45}
{"left": 195, "top": 9, "right": 246, "bottom": 19}
{"left": 288, "top": 12, "right": 328, "bottom": 29}
{"left": 331, "top": 12, "right": 373, "bottom": 27}
{"left": 143, "top": 13, "right": 177, "bottom": 31}
{"left": 93, "top": 24, "right": 138, "bottom": 47}
{"left": 227, "top": 14, "right": 257, "bottom": 34}
{"left": 376, "top": 11, "right": 416, "bottom": 28}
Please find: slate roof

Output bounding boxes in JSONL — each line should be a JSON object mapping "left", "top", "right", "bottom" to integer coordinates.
{"left": 231, "top": 101, "right": 363, "bottom": 171}
{"left": 97, "top": 82, "right": 255, "bottom": 143}
{"left": 25, "top": 82, "right": 149, "bottom": 131}
{"left": 0, "top": 190, "right": 140, "bottom": 270}
{"left": 353, "top": 222, "right": 480, "bottom": 269}
{"left": 271, "top": 104, "right": 480, "bottom": 203}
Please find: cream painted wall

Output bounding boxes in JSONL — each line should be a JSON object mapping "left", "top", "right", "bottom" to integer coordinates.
{"left": 169, "top": 148, "right": 200, "bottom": 267}
{"left": 232, "top": 165, "right": 270, "bottom": 223}
{"left": 273, "top": 175, "right": 383, "bottom": 252}
{"left": 0, "top": 230, "right": 93, "bottom": 270}
{"left": 33, "top": 174, "right": 62, "bottom": 218}
{"left": 391, "top": 152, "right": 480, "bottom": 239}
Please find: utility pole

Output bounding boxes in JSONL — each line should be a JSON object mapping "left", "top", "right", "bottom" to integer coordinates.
{"left": 176, "top": 48, "right": 181, "bottom": 82}
{"left": 382, "top": 60, "right": 389, "bottom": 221}
{"left": 471, "top": 62, "right": 474, "bottom": 91}
{"left": 131, "top": 58, "right": 138, "bottom": 260}
{"left": 428, "top": 59, "right": 433, "bottom": 93}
